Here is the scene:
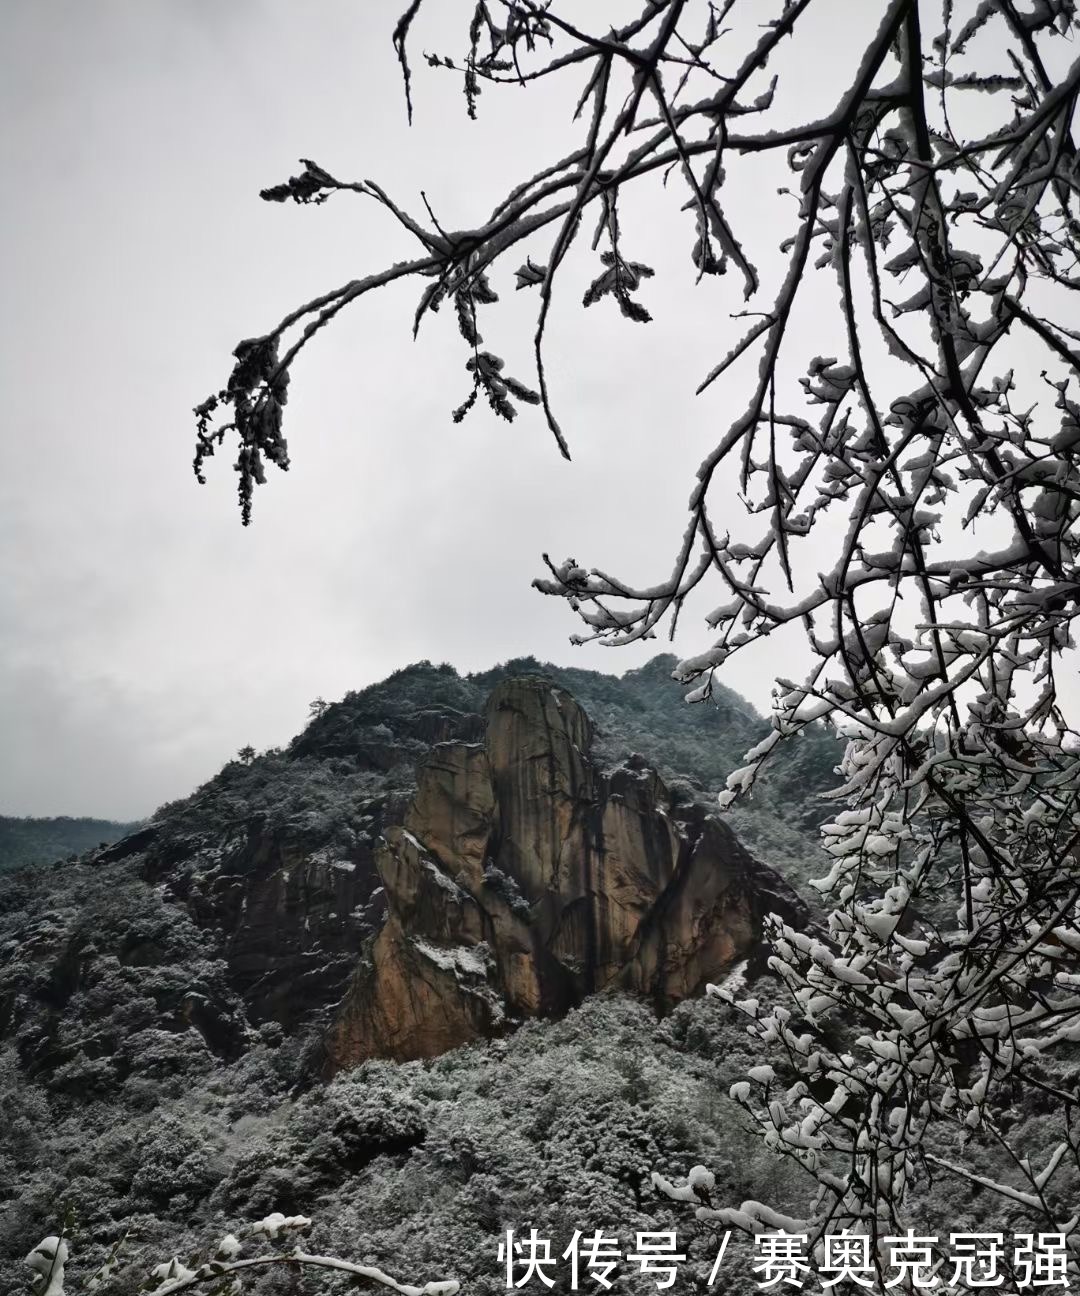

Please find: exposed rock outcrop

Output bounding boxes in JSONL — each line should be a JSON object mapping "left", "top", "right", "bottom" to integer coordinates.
{"left": 147, "top": 828, "right": 385, "bottom": 1030}
{"left": 326, "top": 678, "right": 805, "bottom": 1070}
{"left": 0, "top": 658, "right": 825, "bottom": 1120}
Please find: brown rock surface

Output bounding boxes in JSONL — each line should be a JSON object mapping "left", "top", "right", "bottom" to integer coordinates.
{"left": 326, "top": 677, "right": 805, "bottom": 1070}
{"left": 403, "top": 744, "right": 494, "bottom": 890}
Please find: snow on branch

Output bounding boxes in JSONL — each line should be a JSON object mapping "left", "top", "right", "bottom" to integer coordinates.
{"left": 26, "top": 1216, "right": 459, "bottom": 1296}
{"left": 193, "top": 0, "right": 1080, "bottom": 1273}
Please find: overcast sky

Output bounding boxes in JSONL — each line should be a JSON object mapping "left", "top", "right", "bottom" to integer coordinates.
{"left": 4, "top": 2, "right": 1073, "bottom": 821}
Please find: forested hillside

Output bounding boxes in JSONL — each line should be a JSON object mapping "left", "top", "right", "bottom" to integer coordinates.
{"left": 0, "top": 655, "right": 840, "bottom": 1290}
{"left": 0, "top": 816, "right": 139, "bottom": 872}
{"left": 290, "top": 654, "right": 841, "bottom": 883}
{"left": 7, "top": 658, "right": 1068, "bottom": 1295}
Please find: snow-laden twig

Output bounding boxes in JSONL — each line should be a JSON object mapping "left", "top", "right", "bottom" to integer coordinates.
{"left": 193, "top": 0, "right": 1080, "bottom": 1272}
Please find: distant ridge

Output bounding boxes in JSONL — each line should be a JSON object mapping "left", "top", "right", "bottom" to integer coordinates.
{"left": 0, "top": 814, "right": 141, "bottom": 871}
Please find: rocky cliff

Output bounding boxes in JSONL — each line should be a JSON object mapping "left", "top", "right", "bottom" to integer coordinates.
{"left": 326, "top": 677, "right": 804, "bottom": 1069}
{"left": 0, "top": 660, "right": 818, "bottom": 1094}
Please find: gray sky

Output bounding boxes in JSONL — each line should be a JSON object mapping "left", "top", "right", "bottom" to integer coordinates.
{"left": 4, "top": 2, "right": 1072, "bottom": 820}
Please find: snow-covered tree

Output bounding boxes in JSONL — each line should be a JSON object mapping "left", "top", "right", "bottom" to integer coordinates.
{"left": 194, "top": 0, "right": 1080, "bottom": 1285}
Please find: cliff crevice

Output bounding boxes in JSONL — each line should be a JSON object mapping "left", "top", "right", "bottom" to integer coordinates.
{"left": 325, "top": 677, "right": 805, "bottom": 1069}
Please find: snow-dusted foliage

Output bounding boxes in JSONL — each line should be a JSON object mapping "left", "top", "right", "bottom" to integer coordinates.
{"left": 193, "top": 0, "right": 1080, "bottom": 1283}
{"left": 25, "top": 1237, "right": 67, "bottom": 1296}
{"left": 4, "top": 992, "right": 800, "bottom": 1295}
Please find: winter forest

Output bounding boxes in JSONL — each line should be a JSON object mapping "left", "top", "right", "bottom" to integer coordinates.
{"left": 6, "top": 1, "right": 1080, "bottom": 1294}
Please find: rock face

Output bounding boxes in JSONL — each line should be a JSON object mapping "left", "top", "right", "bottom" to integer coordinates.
{"left": 0, "top": 662, "right": 820, "bottom": 1119}
{"left": 326, "top": 678, "right": 805, "bottom": 1071}
{"left": 136, "top": 819, "right": 389, "bottom": 1031}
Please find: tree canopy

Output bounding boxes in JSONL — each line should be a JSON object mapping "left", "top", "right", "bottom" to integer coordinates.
{"left": 191, "top": 0, "right": 1080, "bottom": 1286}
